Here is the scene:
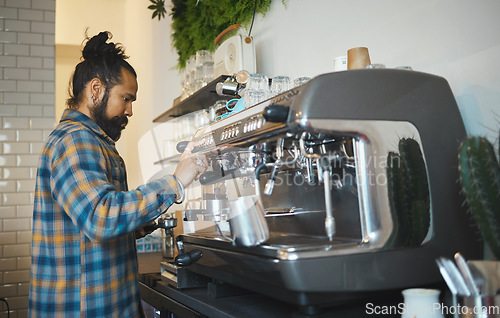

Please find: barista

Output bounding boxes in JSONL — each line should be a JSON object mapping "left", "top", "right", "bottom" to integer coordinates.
{"left": 28, "top": 31, "right": 208, "bottom": 317}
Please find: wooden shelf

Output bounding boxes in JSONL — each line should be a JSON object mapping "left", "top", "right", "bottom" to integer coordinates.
{"left": 153, "top": 75, "right": 231, "bottom": 123}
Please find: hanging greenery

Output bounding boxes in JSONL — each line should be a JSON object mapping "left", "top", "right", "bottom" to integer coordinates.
{"left": 148, "top": 0, "right": 285, "bottom": 68}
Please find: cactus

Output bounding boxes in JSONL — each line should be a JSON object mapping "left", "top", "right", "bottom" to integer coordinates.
{"left": 387, "top": 138, "right": 431, "bottom": 247}
{"left": 458, "top": 136, "right": 500, "bottom": 259}
{"left": 387, "top": 151, "right": 412, "bottom": 246}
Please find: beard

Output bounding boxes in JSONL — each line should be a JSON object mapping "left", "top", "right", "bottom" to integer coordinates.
{"left": 90, "top": 91, "right": 128, "bottom": 142}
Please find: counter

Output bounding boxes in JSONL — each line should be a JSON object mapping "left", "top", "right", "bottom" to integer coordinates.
{"left": 137, "top": 253, "right": 405, "bottom": 318}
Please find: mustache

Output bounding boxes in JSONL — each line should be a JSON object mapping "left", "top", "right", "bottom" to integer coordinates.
{"left": 110, "top": 115, "right": 128, "bottom": 128}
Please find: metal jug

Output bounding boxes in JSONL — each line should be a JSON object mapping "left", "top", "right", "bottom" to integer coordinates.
{"left": 227, "top": 195, "right": 270, "bottom": 247}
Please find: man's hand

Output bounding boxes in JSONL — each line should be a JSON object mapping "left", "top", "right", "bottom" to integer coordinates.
{"left": 135, "top": 221, "right": 157, "bottom": 239}
{"left": 173, "top": 140, "right": 208, "bottom": 188}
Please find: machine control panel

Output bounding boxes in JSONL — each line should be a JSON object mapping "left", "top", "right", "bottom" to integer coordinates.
{"left": 193, "top": 111, "right": 284, "bottom": 153}
{"left": 192, "top": 88, "right": 300, "bottom": 153}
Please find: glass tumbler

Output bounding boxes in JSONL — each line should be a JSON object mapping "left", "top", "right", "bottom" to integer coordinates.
{"left": 202, "top": 60, "right": 214, "bottom": 86}
{"left": 245, "top": 74, "right": 270, "bottom": 92}
{"left": 243, "top": 73, "right": 270, "bottom": 108}
{"left": 244, "top": 90, "right": 268, "bottom": 108}
{"left": 185, "top": 56, "right": 196, "bottom": 95}
{"left": 270, "top": 76, "right": 292, "bottom": 97}
{"left": 293, "top": 76, "right": 311, "bottom": 88}
{"left": 366, "top": 64, "right": 386, "bottom": 69}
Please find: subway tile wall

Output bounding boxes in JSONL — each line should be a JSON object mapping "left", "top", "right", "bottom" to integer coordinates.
{"left": 0, "top": 0, "right": 56, "bottom": 317}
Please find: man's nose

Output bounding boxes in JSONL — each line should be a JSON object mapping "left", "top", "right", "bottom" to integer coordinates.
{"left": 124, "top": 104, "right": 133, "bottom": 117}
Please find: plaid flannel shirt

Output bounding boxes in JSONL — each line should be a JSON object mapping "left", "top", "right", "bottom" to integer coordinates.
{"left": 29, "top": 109, "right": 180, "bottom": 317}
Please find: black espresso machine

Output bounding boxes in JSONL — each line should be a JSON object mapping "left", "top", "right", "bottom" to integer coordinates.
{"left": 169, "top": 69, "right": 482, "bottom": 311}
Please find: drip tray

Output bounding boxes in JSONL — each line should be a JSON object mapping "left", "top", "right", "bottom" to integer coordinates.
{"left": 183, "top": 231, "right": 361, "bottom": 259}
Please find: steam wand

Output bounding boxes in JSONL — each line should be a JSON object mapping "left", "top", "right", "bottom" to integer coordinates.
{"left": 299, "top": 133, "right": 335, "bottom": 241}
{"left": 264, "top": 138, "right": 284, "bottom": 196}
{"left": 323, "top": 169, "right": 336, "bottom": 241}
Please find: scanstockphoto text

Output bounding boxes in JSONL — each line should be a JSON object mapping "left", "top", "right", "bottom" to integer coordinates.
{"left": 365, "top": 302, "right": 500, "bottom": 316}
{"left": 237, "top": 152, "right": 402, "bottom": 189}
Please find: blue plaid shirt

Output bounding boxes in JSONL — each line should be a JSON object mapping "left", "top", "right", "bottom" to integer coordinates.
{"left": 29, "top": 109, "right": 180, "bottom": 317}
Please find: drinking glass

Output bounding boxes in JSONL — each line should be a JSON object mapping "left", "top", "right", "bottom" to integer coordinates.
{"left": 365, "top": 64, "right": 385, "bottom": 69}
{"left": 210, "top": 100, "right": 228, "bottom": 122}
{"left": 185, "top": 56, "right": 196, "bottom": 95}
{"left": 193, "top": 109, "right": 209, "bottom": 129}
{"left": 244, "top": 90, "right": 267, "bottom": 108}
{"left": 293, "top": 76, "right": 311, "bottom": 88}
{"left": 182, "top": 116, "right": 193, "bottom": 138}
{"left": 195, "top": 50, "right": 211, "bottom": 67}
{"left": 245, "top": 74, "right": 270, "bottom": 92}
{"left": 180, "top": 79, "right": 189, "bottom": 100}
{"left": 202, "top": 60, "right": 214, "bottom": 86}
{"left": 270, "top": 76, "right": 291, "bottom": 97}
{"left": 195, "top": 50, "right": 213, "bottom": 89}
{"left": 243, "top": 74, "right": 270, "bottom": 108}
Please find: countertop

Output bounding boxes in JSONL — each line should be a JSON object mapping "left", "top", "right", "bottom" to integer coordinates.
{"left": 136, "top": 252, "right": 402, "bottom": 318}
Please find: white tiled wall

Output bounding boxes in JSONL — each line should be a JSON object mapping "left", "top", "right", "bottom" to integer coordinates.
{"left": 0, "top": 0, "right": 55, "bottom": 317}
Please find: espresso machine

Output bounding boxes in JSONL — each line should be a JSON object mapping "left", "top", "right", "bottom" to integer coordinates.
{"left": 168, "top": 69, "right": 482, "bottom": 311}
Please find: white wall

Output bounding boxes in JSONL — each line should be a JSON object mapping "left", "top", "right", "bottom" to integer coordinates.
{"left": 55, "top": 0, "right": 500, "bottom": 189}
{"left": 248, "top": 0, "right": 500, "bottom": 141}
{"left": 55, "top": 0, "right": 125, "bottom": 45}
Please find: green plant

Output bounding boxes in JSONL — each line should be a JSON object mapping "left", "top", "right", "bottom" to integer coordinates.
{"left": 148, "top": 0, "right": 286, "bottom": 68}
{"left": 458, "top": 135, "right": 500, "bottom": 259}
{"left": 148, "top": 0, "right": 167, "bottom": 20}
{"left": 387, "top": 138, "right": 431, "bottom": 247}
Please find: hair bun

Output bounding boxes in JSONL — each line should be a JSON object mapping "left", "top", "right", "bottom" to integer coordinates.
{"left": 82, "top": 31, "right": 125, "bottom": 62}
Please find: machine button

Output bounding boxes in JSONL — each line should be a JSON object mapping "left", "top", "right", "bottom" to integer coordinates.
{"left": 263, "top": 104, "right": 289, "bottom": 123}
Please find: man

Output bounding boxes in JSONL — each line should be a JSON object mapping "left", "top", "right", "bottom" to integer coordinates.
{"left": 28, "top": 31, "right": 207, "bottom": 317}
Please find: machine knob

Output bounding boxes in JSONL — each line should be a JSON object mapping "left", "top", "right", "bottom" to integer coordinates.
{"left": 176, "top": 140, "right": 189, "bottom": 153}
{"left": 176, "top": 140, "right": 203, "bottom": 154}
{"left": 262, "top": 105, "right": 289, "bottom": 123}
{"left": 174, "top": 236, "right": 203, "bottom": 267}
{"left": 199, "top": 169, "right": 240, "bottom": 186}
{"left": 199, "top": 171, "right": 222, "bottom": 185}
{"left": 174, "top": 250, "right": 203, "bottom": 267}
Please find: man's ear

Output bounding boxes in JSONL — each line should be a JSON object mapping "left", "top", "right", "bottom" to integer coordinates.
{"left": 89, "top": 78, "right": 104, "bottom": 101}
